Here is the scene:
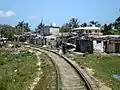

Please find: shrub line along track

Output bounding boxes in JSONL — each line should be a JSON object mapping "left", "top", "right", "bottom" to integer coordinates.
{"left": 29, "top": 46, "right": 98, "bottom": 90}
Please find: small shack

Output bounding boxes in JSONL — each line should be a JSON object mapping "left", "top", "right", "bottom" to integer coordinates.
{"left": 76, "top": 39, "right": 93, "bottom": 53}
{"left": 102, "top": 35, "right": 120, "bottom": 53}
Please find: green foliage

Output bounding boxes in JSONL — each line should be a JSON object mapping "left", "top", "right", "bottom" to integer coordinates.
{"left": 33, "top": 53, "right": 57, "bottom": 90}
{"left": 15, "top": 21, "right": 31, "bottom": 33}
{"left": 0, "top": 24, "right": 15, "bottom": 41}
{"left": 89, "top": 21, "right": 101, "bottom": 27}
{"left": 81, "top": 23, "right": 87, "bottom": 27}
{"left": 60, "top": 18, "right": 80, "bottom": 32}
{"left": 0, "top": 52, "right": 38, "bottom": 90}
{"left": 102, "top": 16, "right": 120, "bottom": 35}
{"left": 60, "top": 23, "right": 71, "bottom": 32}
{"left": 0, "top": 21, "right": 31, "bottom": 41}
{"left": 37, "top": 20, "right": 44, "bottom": 30}
{"left": 67, "top": 54, "right": 120, "bottom": 89}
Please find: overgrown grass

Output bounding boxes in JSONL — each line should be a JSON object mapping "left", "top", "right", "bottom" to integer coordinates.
{"left": 66, "top": 53, "right": 120, "bottom": 90}
{"left": 33, "top": 53, "right": 57, "bottom": 90}
{"left": 0, "top": 52, "right": 38, "bottom": 90}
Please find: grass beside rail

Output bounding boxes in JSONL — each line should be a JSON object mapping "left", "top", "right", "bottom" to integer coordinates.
{"left": 66, "top": 53, "right": 120, "bottom": 90}
{"left": 0, "top": 52, "right": 38, "bottom": 90}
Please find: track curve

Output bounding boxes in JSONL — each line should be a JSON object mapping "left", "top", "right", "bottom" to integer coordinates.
{"left": 29, "top": 46, "right": 97, "bottom": 90}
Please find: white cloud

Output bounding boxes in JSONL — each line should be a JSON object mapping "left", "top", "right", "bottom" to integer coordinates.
{"left": 0, "top": 10, "right": 16, "bottom": 18}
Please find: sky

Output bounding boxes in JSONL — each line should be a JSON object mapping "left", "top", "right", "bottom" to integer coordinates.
{"left": 0, "top": 0, "right": 120, "bottom": 29}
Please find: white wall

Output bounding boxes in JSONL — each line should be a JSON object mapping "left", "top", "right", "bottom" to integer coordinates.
{"left": 93, "top": 40, "right": 104, "bottom": 52}
{"left": 50, "top": 28, "right": 59, "bottom": 35}
{"left": 45, "top": 36, "right": 57, "bottom": 47}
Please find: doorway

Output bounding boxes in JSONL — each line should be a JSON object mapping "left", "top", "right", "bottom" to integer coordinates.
{"left": 115, "top": 43, "right": 120, "bottom": 53}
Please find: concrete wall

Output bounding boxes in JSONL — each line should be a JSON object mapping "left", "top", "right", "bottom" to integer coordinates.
{"left": 44, "top": 27, "right": 50, "bottom": 35}
{"left": 76, "top": 40, "right": 93, "bottom": 53}
{"left": 106, "top": 43, "right": 120, "bottom": 53}
{"left": 45, "top": 36, "right": 57, "bottom": 48}
{"left": 107, "top": 43, "right": 115, "bottom": 53}
{"left": 38, "top": 27, "right": 59, "bottom": 36}
{"left": 50, "top": 27, "right": 59, "bottom": 35}
{"left": 93, "top": 40, "right": 104, "bottom": 52}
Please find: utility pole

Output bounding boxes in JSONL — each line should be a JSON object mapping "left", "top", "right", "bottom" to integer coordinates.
{"left": 40, "top": 20, "right": 45, "bottom": 46}
{"left": 42, "top": 25, "right": 45, "bottom": 45}
{"left": 60, "top": 27, "right": 65, "bottom": 54}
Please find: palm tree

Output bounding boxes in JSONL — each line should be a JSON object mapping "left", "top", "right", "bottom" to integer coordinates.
{"left": 23, "top": 23, "right": 31, "bottom": 32}
{"left": 89, "top": 21, "right": 101, "bottom": 27}
{"left": 36, "top": 20, "right": 45, "bottom": 45}
{"left": 89, "top": 21, "right": 97, "bottom": 25}
{"left": 69, "top": 18, "right": 80, "bottom": 28}
{"left": 96, "top": 23, "right": 101, "bottom": 27}
{"left": 15, "top": 21, "right": 25, "bottom": 34}
{"left": 114, "top": 16, "right": 120, "bottom": 29}
{"left": 81, "top": 23, "right": 87, "bottom": 27}
{"left": 60, "top": 18, "right": 80, "bottom": 33}
{"left": 69, "top": 18, "right": 80, "bottom": 34}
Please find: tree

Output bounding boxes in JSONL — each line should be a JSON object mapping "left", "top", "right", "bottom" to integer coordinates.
{"left": 37, "top": 20, "right": 44, "bottom": 30}
{"left": 15, "top": 21, "right": 31, "bottom": 34}
{"left": 81, "top": 23, "right": 87, "bottom": 27}
{"left": 102, "top": 24, "right": 110, "bottom": 35}
{"left": 102, "top": 23, "right": 117, "bottom": 35}
{"left": 60, "top": 23, "right": 71, "bottom": 32}
{"left": 96, "top": 23, "right": 101, "bottom": 27}
{"left": 114, "top": 16, "right": 120, "bottom": 34}
{"left": 89, "top": 21, "right": 96, "bottom": 25}
{"left": 69, "top": 18, "right": 80, "bottom": 28}
{"left": 23, "top": 23, "right": 31, "bottom": 32}
{"left": 89, "top": 21, "right": 101, "bottom": 27}
{"left": 36, "top": 20, "right": 45, "bottom": 45}
{"left": 36, "top": 20, "right": 45, "bottom": 35}
{"left": 0, "top": 24, "right": 14, "bottom": 40}
{"left": 60, "top": 18, "right": 80, "bottom": 33}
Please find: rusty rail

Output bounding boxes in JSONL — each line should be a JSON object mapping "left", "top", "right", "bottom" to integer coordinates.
{"left": 25, "top": 45, "right": 98, "bottom": 90}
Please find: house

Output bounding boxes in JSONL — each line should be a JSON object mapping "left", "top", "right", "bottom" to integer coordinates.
{"left": 93, "top": 39, "right": 104, "bottom": 52}
{"left": 76, "top": 39, "right": 93, "bottom": 53}
{"left": 75, "top": 34, "right": 105, "bottom": 53}
{"left": 36, "top": 26, "right": 60, "bottom": 36}
{"left": 45, "top": 35, "right": 60, "bottom": 49}
{"left": 103, "top": 35, "right": 120, "bottom": 53}
{"left": 35, "top": 35, "right": 46, "bottom": 45}
{"left": 72, "top": 25, "right": 102, "bottom": 35}
{"left": 86, "top": 35, "right": 104, "bottom": 52}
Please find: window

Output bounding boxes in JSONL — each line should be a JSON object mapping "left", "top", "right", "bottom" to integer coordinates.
{"left": 89, "top": 30, "right": 92, "bottom": 33}
{"left": 97, "top": 40, "right": 101, "bottom": 44}
{"left": 51, "top": 38, "right": 55, "bottom": 40}
{"left": 95, "top": 30, "right": 97, "bottom": 33}
{"left": 86, "top": 30, "right": 88, "bottom": 33}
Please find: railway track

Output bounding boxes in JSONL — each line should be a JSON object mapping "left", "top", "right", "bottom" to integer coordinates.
{"left": 29, "top": 46, "right": 97, "bottom": 90}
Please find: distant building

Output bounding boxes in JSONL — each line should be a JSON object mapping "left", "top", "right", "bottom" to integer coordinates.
{"left": 72, "top": 25, "right": 102, "bottom": 35}
{"left": 36, "top": 26, "right": 60, "bottom": 36}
